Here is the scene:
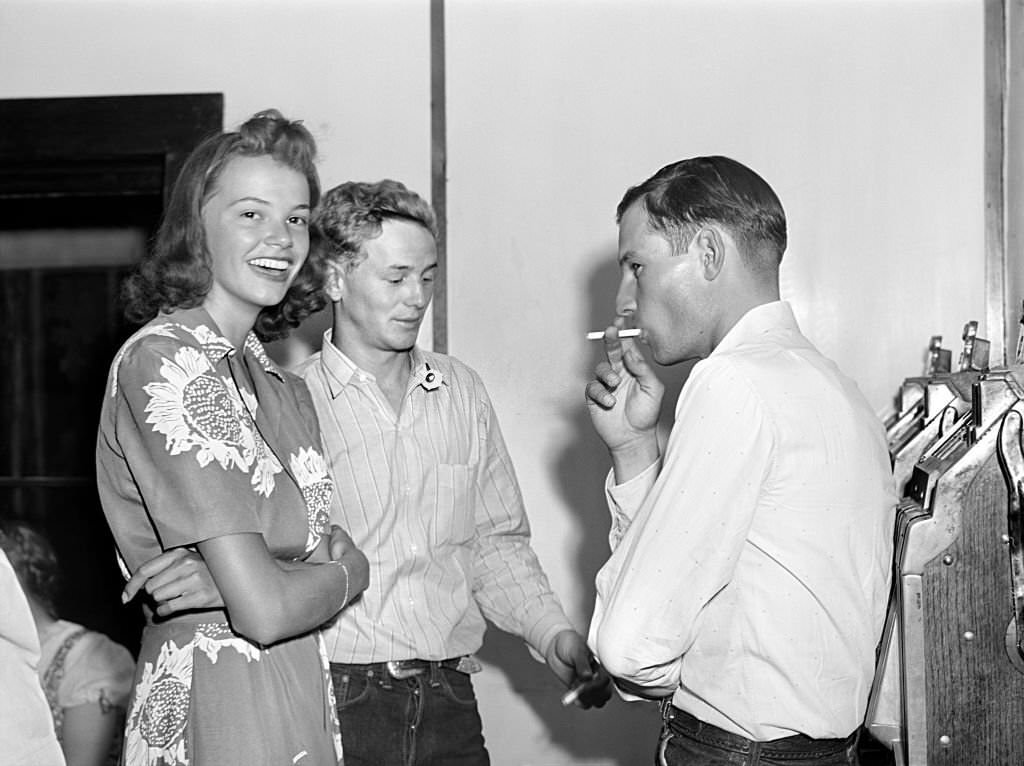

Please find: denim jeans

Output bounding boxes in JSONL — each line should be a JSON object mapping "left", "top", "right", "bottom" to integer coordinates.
{"left": 658, "top": 704, "right": 859, "bottom": 766}
{"left": 330, "top": 661, "right": 489, "bottom": 766}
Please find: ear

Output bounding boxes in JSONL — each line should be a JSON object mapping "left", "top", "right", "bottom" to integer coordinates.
{"left": 324, "top": 261, "right": 344, "bottom": 303}
{"left": 694, "top": 226, "right": 726, "bottom": 281}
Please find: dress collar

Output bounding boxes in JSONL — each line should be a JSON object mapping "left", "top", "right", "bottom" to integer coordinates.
{"left": 162, "top": 306, "right": 284, "bottom": 380}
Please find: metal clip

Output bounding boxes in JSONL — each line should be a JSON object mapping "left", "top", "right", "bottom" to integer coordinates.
{"left": 386, "top": 660, "right": 426, "bottom": 679}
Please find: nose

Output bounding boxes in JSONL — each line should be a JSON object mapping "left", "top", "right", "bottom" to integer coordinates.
{"left": 615, "top": 273, "right": 636, "bottom": 319}
{"left": 405, "top": 277, "right": 430, "bottom": 308}
{"left": 265, "top": 219, "right": 293, "bottom": 248}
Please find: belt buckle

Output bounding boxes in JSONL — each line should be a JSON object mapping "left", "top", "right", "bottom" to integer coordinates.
{"left": 387, "top": 660, "right": 426, "bottom": 680}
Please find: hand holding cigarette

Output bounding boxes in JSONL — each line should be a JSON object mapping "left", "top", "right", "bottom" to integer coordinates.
{"left": 560, "top": 659, "right": 612, "bottom": 708}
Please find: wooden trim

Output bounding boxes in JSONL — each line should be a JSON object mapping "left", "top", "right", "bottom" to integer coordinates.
{"left": 1006, "top": 0, "right": 1024, "bottom": 364}
{"left": 986, "top": 0, "right": 1007, "bottom": 365}
{"left": 431, "top": 0, "right": 449, "bottom": 354}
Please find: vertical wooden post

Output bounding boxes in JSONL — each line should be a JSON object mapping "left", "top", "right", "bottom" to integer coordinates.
{"left": 1004, "top": 0, "right": 1024, "bottom": 364}
{"left": 985, "top": 0, "right": 1007, "bottom": 364}
{"left": 431, "top": 0, "right": 448, "bottom": 354}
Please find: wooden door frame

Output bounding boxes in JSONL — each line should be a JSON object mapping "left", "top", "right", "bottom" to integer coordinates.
{"left": 988, "top": 0, "right": 1024, "bottom": 365}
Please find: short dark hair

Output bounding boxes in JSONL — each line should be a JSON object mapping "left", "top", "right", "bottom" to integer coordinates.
{"left": 122, "top": 109, "right": 327, "bottom": 341}
{"left": 617, "top": 156, "right": 787, "bottom": 270}
{"left": 0, "top": 521, "right": 59, "bottom": 617}
{"left": 313, "top": 179, "right": 437, "bottom": 272}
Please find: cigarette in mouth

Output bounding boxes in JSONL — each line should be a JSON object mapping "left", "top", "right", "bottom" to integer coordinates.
{"left": 586, "top": 328, "right": 642, "bottom": 341}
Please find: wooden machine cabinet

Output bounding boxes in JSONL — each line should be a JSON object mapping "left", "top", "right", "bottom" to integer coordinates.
{"left": 873, "top": 367, "right": 1024, "bottom": 765}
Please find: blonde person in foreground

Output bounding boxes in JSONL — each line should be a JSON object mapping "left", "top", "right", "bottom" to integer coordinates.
{"left": 98, "top": 110, "right": 368, "bottom": 765}
{"left": 585, "top": 156, "right": 896, "bottom": 766}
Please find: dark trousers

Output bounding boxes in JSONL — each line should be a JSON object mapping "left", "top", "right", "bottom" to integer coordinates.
{"left": 330, "top": 661, "right": 489, "bottom": 766}
{"left": 658, "top": 704, "right": 859, "bottom": 766}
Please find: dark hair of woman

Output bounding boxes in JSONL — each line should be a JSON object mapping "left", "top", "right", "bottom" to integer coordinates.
{"left": 0, "top": 520, "right": 60, "bottom": 618}
{"left": 122, "top": 109, "right": 327, "bottom": 341}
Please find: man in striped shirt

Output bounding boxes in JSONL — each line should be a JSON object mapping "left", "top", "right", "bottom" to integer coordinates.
{"left": 298, "top": 179, "right": 607, "bottom": 765}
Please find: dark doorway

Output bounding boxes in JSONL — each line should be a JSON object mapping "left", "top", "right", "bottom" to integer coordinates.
{"left": 0, "top": 94, "right": 223, "bottom": 653}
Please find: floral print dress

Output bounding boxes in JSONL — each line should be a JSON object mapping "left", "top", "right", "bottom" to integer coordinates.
{"left": 96, "top": 307, "right": 343, "bottom": 766}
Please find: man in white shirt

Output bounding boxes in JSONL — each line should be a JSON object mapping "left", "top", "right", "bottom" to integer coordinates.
{"left": 585, "top": 156, "right": 896, "bottom": 765}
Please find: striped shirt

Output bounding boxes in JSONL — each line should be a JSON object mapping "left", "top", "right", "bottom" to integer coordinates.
{"left": 296, "top": 333, "right": 573, "bottom": 663}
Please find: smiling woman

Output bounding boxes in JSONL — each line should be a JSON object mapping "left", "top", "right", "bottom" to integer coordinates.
{"left": 95, "top": 110, "right": 369, "bottom": 765}
{"left": 199, "top": 154, "right": 313, "bottom": 347}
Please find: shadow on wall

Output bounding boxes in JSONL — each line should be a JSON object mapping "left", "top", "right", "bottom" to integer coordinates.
{"left": 477, "top": 246, "right": 695, "bottom": 764}
{"left": 553, "top": 245, "right": 693, "bottom": 609}
{"left": 478, "top": 629, "right": 663, "bottom": 765}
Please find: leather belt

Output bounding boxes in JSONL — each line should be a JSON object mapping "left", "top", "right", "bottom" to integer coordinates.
{"left": 386, "top": 658, "right": 462, "bottom": 679}
{"left": 330, "top": 656, "right": 482, "bottom": 680}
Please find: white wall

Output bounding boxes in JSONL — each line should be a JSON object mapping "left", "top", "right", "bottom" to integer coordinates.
{"left": 0, "top": 0, "right": 434, "bottom": 354}
{"left": 445, "top": 1, "right": 984, "bottom": 763}
{"left": 1, "top": 1, "right": 987, "bottom": 764}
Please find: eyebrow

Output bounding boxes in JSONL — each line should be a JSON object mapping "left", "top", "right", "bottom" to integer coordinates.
{"left": 385, "top": 263, "right": 439, "bottom": 272}
{"left": 230, "top": 196, "right": 310, "bottom": 211}
{"left": 617, "top": 250, "right": 636, "bottom": 266}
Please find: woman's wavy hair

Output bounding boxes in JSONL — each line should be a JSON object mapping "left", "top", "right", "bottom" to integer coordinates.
{"left": 0, "top": 520, "right": 60, "bottom": 618}
{"left": 122, "top": 109, "right": 327, "bottom": 341}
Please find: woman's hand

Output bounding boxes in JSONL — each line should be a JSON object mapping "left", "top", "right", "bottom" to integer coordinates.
{"left": 121, "top": 547, "right": 223, "bottom": 617}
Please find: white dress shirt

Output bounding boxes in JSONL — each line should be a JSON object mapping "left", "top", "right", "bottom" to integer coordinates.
{"left": 589, "top": 301, "right": 896, "bottom": 740}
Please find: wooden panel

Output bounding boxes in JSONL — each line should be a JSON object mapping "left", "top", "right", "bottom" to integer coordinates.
{"left": 922, "top": 449, "right": 1024, "bottom": 763}
{"left": 0, "top": 94, "right": 222, "bottom": 159}
{"left": 0, "top": 93, "right": 223, "bottom": 200}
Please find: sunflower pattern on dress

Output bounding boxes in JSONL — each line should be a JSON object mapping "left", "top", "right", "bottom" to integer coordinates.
{"left": 101, "top": 312, "right": 343, "bottom": 766}
{"left": 290, "top": 447, "right": 334, "bottom": 552}
{"left": 124, "top": 638, "right": 192, "bottom": 766}
{"left": 142, "top": 342, "right": 283, "bottom": 498}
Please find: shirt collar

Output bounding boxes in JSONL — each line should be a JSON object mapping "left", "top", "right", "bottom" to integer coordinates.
{"left": 169, "top": 306, "right": 284, "bottom": 381}
{"left": 710, "top": 300, "right": 800, "bottom": 358}
{"left": 319, "top": 329, "right": 445, "bottom": 398}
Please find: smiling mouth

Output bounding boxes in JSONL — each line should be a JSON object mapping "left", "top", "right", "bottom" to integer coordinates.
{"left": 249, "top": 257, "right": 291, "bottom": 273}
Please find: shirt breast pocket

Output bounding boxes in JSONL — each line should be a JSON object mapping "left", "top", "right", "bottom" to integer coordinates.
{"left": 432, "top": 463, "right": 476, "bottom": 545}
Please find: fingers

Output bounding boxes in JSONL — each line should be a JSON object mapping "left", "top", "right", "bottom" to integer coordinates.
{"left": 146, "top": 568, "right": 197, "bottom": 605}
{"left": 121, "top": 569, "right": 148, "bottom": 604}
{"left": 601, "top": 327, "right": 626, "bottom": 372}
{"left": 620, "top": 344, "right": 659, "bottom": 393}
{"left": 586, "top": 360, "right": 622, "bottom": 409}
{"left": 328, "top": 524, "right": 358, "bottom": 561}
{"left": 585, "top": 379, "right": 616, "bottom": 409}
{"left": 121, "top": 548, "right": 188, "bottom": 603}
{"left": 122, "top": 548, "right": 206, "bottom": 606}
{"left": 577, "top": 666, "right": 613, "bottom": 709}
